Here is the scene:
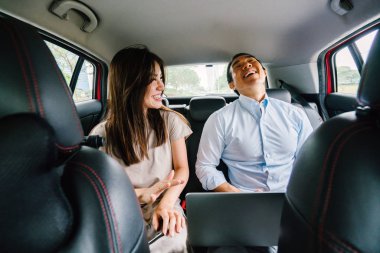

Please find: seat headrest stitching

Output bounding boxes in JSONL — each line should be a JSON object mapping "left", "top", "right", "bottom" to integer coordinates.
{"left": 316, "top": 124, "right": 371, "bottom": 250}
{"left": 321, "top": 236, "right": 353, "bottom": 253}
{"left": 1, "top": 21, "right": 36, "bottom": 112}
{"left": 15, "top": 25, "right": 45, "bottom": 117}
{"left": 72, "top": 161, "right": 123, "bottom": 252}
{"left": 76, "top": 168, "right": 116, "bottom": 253}
{"left": 55, "top": 143, "right": 80, "bottom": 152}
{"left": 47, "top": 50, "right": 84, "bottom": 137}
{"left": 326, "top": 230, "right": 360, "bottom": 253}
{"left": 311, "top": 121, "right": 369, "bottom": 227}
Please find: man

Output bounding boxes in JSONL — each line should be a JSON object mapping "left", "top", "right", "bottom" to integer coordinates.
{"left": 196, "top": 53, "right": 313, "bottom": 193}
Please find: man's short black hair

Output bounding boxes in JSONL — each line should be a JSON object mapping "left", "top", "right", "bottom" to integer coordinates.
{"left": 226, "top": 53, "right": 264, "bottom": 83}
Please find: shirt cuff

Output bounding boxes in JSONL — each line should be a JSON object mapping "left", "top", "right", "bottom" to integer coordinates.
{"left": 204, "top": 171, "right": 227, "bottom": 190}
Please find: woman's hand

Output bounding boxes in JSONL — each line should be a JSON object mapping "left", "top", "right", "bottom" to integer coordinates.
{"left": 139, "top": 170, "right": 184, "bottom": 205}
{"left": 152, "top": 203, "right": 186, "bottom": 237}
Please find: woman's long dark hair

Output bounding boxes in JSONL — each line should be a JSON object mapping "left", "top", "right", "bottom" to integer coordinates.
{"left": 105, "top": 45, "right": 168, "bottom": 166}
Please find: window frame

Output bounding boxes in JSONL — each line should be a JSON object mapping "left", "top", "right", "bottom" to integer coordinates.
{"left": 41, "top": 32, "right": 108, "bottom": 104}
{"left": 323, "top": 22, "right": 379, "bottom": 95}
{"left": 316, "top": 19, "right": 379, "bottom": 120}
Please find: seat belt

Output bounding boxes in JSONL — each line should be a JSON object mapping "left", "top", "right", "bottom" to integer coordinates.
{"left": 279, "top": 80, "right": 323, "bottom": 129}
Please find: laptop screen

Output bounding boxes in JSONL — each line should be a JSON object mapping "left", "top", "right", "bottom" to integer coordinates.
{"left": 186, "top": 192, "right": 284, "bottom": 247}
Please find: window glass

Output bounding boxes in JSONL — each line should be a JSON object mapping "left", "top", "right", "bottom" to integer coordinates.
{"left": 45, "top": 41, "right": 94, "bottom": 102}
{"left": 334, "top": 29, "right": 378, "bottom": 95}
{"left": 73, "top": 60, "right": 94, "bottom": 102}
{"left": 45, "top": 41, "right": 79, "bottom": 84}
{"left": 335, "top": 47, "right": 360, "bottom": 94}
{"left": 355, "top": 30, "right": 378, "bottom": 63}
{"left": 165, "top": 63, "right": 233, "bottom": 97}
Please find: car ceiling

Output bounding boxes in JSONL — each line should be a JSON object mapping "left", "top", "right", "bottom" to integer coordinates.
{"left": 1, "top": 0, "right": 379, "bottom": 67}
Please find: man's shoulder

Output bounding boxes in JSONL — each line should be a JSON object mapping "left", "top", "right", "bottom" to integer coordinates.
{"left": 268, "top": 98, "right": 310, "bottom": 124}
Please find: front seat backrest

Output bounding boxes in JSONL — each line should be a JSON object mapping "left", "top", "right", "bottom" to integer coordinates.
{"left": 278, "top": 32, "right": 380, "bottom": 253}
{"left": 0, "top": 15, "right": 149, "bottom": 253}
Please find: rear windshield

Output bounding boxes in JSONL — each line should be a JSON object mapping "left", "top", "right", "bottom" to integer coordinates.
{"left": 165, "top": 63, "right": 234, "bottom": 97}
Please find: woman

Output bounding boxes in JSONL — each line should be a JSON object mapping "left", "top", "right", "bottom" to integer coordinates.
{"left": 90, "top": 45, "right": 192, "bottom": 252}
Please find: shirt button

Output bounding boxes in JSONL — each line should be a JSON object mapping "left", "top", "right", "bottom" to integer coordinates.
{"left": 265, "top": 153, "right": 270, "bottom": 158}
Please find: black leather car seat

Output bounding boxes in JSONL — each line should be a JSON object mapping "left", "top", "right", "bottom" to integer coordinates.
{"left": 278, "top": 32, "right": 380, "bottom": 253}
{"left": 0, "top": 15, "right": 149, "bottom": 253}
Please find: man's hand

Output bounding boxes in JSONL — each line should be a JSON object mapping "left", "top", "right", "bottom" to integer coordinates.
{"left": 139, "top": 170, "right": 184, "bottom": 204}
{"left": 214, "top": 182, "right": 241, "bottom": 192}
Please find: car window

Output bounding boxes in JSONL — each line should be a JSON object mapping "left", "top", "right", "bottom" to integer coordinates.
{"left": 334, "top": 29, "right": 378, "bottom": 95}
{"left": 45, "top": 41, "right": 94, "bottom": 102}
{"left": 73, "top": 60, "right": 94, "bottom": 102}
{"left": 335, "top": 47, "right": 360, "bottom": 94}
{"left": 165, "top": 63, "right": 233, "bottom": 97}
{"left": 356, "top": 30, "right": 377, "bottom": 63}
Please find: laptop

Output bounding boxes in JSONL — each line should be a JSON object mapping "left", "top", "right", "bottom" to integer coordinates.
{"left": 186, "top": 192, "right": 285, "bottom": 247}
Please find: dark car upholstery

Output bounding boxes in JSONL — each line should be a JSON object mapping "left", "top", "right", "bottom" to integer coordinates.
{"left": 0, "top": 15, "right": 149, "bottom": 253}
{"left": 278, "top": 32, "right": 380, "bottom": 253}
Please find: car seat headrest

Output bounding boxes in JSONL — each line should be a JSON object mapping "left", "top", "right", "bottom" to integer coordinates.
{"left": 357, "top": 31, "right": 380, "bottom": 113}
{"left": 0, "top": 113, "right": 72, "bottom": 252}
{"left": 0, "top": 15, "right": 83, "bottom": 152}
{"left": 189, "top": 96, "right": 226, "bottom": 122}
{"left": 267, "top": 88, "right": 291, "bottom": 103}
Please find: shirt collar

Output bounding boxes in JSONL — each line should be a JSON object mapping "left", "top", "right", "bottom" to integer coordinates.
{"left": 239, "top": 94, "right": 269, "bottom": 113}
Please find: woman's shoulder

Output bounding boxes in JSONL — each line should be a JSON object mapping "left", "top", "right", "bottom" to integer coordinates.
{"left": 89, "top": 120, "right": 107, "bottom": 137}
{"left": 160, "top": 108, "right": 192, "bottom": 139}
{"left": 161, "top": 109, "right": 187, "bottom": 124}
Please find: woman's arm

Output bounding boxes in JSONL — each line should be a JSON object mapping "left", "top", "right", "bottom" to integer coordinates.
{"left": 134, "top": 170, "right": 184, "bottom": 205}
{"left": 152, "top": 137, "right": 189, "bottom": 236}
{"left": 160, "top": 137, "right": 189, "bottom": 206}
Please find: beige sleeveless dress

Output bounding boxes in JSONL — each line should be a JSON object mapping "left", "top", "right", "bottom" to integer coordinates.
{"left": 90, "top": 110, "right": 192, "bottom": 253}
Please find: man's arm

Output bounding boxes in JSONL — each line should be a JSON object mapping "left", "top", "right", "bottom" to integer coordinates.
{"left": 296, "top": 109, "right": 314, "bottom": 156}
{"left": 195, "top": 113, "right": 230, "bottom": 191}
{"left": 214, "top": 182, "right": 241, "bottom": 192}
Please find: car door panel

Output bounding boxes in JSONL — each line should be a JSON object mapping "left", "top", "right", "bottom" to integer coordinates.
{"left": 76, "top": 99, "right": 102, "bottom": 135}
{"left": 325, "top": 93, "right": 356, "bottom": 117}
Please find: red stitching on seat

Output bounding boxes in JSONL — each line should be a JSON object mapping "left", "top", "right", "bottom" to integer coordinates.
{"left": 317, "top": 125, "right": 370, "bottom": 251}
{"left": 326, "top": 230, "right": 359, "bottom": 253}
{"left": 15, "top": 21, "right": 84, "bottom": 142}
{"left": 54, "top": 143, "right": 80, "bottom": 152}
{"left": 14, "top": 25, "right": 44, "bottom": 117}
{"left": 77, "top": 168, "right": 115, "bottom": 253}
{"left": 47, "top": 48, "right": 84, "bottom": 137}
{"left": 322, "top": 238, "right": 344, "bottom": 253}
{"left": 73, "top": 161, "right": 123, "bottom": 253}
{"left": 312, "top": 122, "right": 367, "bottom": 224}
{"left": 0, "top": 21, "right": 35, "bottom": 112}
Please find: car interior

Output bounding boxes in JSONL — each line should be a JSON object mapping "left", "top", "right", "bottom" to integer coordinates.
{"left": 0, "top": 0, "right": 379, "bottom": 252}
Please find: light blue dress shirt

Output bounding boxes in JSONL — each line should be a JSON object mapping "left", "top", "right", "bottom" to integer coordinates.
{"left": 195, "top": 94, "right": 313, "bottom": 192}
